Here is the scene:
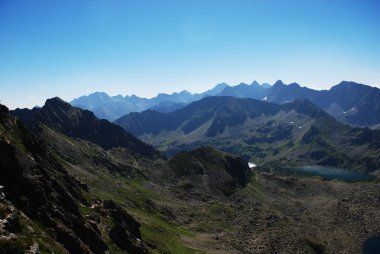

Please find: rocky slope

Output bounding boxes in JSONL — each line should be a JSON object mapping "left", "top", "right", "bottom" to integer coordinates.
{"left": 0, "top": 103, "right": 149, "bottom": 253}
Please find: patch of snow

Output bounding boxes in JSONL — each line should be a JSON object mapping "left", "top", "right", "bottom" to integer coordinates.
{"left": 290, "top": 121, "right": 294, "bottom": 124}
{"left": 298, "top": 126, "right": 302, "bottom": 129}
{"left": 248, "top": 162, "right": 257, "bottom": 168}
{"left": 262, "top": 96, "right": 268, "bottom": 101}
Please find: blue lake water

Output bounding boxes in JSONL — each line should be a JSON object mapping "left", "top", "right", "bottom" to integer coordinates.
{"left": 280, "top": 165, "right": 376, "bottom": 182}
{"left": 363, "top": 236, "right": 380, "bottom": 254}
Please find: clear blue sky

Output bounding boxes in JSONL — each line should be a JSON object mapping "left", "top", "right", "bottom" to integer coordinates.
{"left": 1, "top": 0, "right": 380, "bottom": 109}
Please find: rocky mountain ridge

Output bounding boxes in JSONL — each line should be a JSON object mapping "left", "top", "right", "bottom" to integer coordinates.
{"left": 12, "top": 97, "right": 159, "bottom": 158}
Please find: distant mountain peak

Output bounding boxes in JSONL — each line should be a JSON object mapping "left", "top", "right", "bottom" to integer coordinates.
{"left": 216, "top": 82, "right": 228, "bottom": 87}
{"left": 179, "top": 90, "right": 191, "bottom": 95}
{"left": 289, "top": 82, "right": 301, "bottom": 88}
{"left": 251, "top": 80, "right": 260, "bottom": 86}
{"left": 45, "top": 97, "right": 72, "bottom": 110}
{"left": 46, "top": 96, "right": 65, "bottom": 102}
{"left": 338, "top": 80, "right": 357, "bottom": 86}
{"left": 203, "top": 83, "right": 229, "bottom": 96}
{"left": 273, "top": 80, "right": 285, "bottom": 86}
{"left": 86, "top": 91, "right": 110, "bottom": 98}
{"left": 331, "top": 81, "right": 375, "bottom": 91}
{"left": 261, "top": 83, "right": 271, "bottom": 89}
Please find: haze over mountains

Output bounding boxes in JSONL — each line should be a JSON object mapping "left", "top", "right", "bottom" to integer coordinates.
{"left": 71, "top": 80, "right": 380, "bottom": 128}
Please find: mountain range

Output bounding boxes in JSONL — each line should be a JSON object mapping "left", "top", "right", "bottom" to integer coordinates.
{"left": 115, "top": 96, "right": 380, "bottom": 172}
{"left": 71, "top": 80, "right": 380, "bottom": 128}
{"left": 1, "top": 96, "right": 379, "bottom": 253}
{"left": 70, "top": 83, "right": 228, "bottom": 121}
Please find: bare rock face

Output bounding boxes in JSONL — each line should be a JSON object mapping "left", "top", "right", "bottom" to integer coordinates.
{"left": 168, "top": 146, "right": 251, "bottom": 197}
{"left": 2, "top": 209, "right": 20, "bottom": 233}
{"left": 103, "top": 200, "right": 149, "bottom": 253}
{"left": 109, "top": 224, "right": 148, "bottom": 254}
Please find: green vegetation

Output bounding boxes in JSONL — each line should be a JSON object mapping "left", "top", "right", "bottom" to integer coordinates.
{"left": 0, "top": 124, "right": 29, "bottom": 155}
{"left": 0, "top": 240, "right": 27, "bottom": 254}
{"left": 245, "top": 180, "right": 266, "bottom": 202}
{"left": 64, "top": 153, "right": 199, "bottom": 253}
{"left": 194, "top": 202, "right": 235, "bottom": 233}
{"left": 140, "top": 214, "right": 200, "bottom": 254}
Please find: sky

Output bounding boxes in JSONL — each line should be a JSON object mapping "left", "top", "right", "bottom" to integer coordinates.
{"left": 1, "top": 0, "right": 380, "bottom": 109}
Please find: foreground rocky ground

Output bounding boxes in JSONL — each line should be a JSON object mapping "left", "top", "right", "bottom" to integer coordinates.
{"left": 144, "top": 170, "right": 380, "bottom": 253}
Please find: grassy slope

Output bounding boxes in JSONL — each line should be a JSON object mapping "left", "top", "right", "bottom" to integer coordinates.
{"left": 39, "top": 124, "right": 203, "bottom": 253}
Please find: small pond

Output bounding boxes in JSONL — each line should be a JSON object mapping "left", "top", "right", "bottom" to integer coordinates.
{"left": 277, "top": 165, "right": 376, "bottom": 182}
{"left": 363, "top": 235, "right": 380, "bottom": 254}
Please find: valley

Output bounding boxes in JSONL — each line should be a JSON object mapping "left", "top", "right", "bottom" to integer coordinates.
{"left": 116, "top": 96, "right": 380, "bottom": 172}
